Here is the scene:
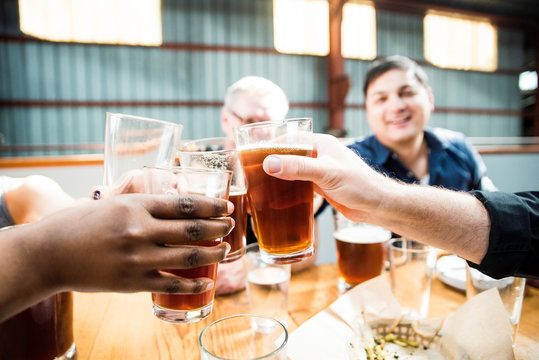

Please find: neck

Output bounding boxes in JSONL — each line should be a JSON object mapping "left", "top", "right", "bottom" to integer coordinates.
{"left": 387, "top": 134, "right": 428, "bottom": 179}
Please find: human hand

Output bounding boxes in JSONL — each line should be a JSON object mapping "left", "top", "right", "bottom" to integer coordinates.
{"left": 262, "top": 133, "right": 392, "bottom": 223}
{"left": 90, "top": 169, "right": 145, "bottom": 200}
{"left": 0, "top": 192, "right": 235, "bottom": 320}
{"left": 48, "top": 194, "right": 234, "bottom": 293}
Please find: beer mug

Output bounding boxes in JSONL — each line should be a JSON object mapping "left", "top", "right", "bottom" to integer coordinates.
{"left": 234, "top": 118, "right": 314, "bottom": 264}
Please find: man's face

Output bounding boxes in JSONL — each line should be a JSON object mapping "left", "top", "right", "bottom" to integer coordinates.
{"left": 365, "top": 68, "right": 434, "bottom": 148}
{"left": 221, "top": 94, "right": 282, "bottom": 140}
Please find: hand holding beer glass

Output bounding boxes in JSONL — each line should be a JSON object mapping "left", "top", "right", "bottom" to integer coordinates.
{"left": 179, "top": 137, "right": 248, "bottom": 262}
{"left": 234, "top": 118, "right": 315, "bottom": 264}
{"left": 144, "top": 167, "right": 232, "bottom": 323}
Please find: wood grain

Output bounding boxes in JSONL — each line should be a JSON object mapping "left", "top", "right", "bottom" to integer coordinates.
{"left": 72, "top": 264, "right": 538, "bottom": 359}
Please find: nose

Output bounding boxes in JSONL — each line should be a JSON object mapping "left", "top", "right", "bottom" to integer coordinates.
{"left": 386, "top": 93, "right": 407, "bottom": 112}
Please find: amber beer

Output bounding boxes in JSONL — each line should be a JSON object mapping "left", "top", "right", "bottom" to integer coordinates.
{"left": 221, "top": 189, "right": 248, "bottom": 263}
{"left": 0, "top": 292, "right": 75, "bottom": 360}
{"left": 238, "top": 144, "right": 314, "bottom": 263}
{"left": 144, "top": 166, "right": 231, "bottom": 323}
{"left": 152, "top": 239, "right": 220, "bottom": 314}
{"left": 334, "top": 224, "right": 391, "bottom": 291}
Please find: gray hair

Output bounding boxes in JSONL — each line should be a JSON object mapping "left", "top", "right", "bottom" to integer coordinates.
{"left": 224, "top": 76, "right": 289, "bottom": 118}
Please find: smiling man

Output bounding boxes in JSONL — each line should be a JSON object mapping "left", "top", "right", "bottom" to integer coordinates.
{"left": 349, "top": 55, "right": 496, "bottom": 191}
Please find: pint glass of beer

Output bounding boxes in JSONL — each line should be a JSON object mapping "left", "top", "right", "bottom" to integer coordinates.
{"left": 179, "top": 137, "right": 247, "bottom": 262}
{"left": 333, "top": 211, "right": 391, "bottom": 292}
{"left": 144, "top": 166, "right": 232, "bottom": 323}
{"left": 234, "top": 118, "right": 314, "bottom": 264}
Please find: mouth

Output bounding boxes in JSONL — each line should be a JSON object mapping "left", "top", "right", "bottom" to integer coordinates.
{"left": 387, "top": 116, "right": 411, "bottom": 126}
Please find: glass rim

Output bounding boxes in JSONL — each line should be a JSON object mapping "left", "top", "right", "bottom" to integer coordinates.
{"left": 106, "top": 112, "right": 183, "bottom": 129}
{"left": 234, "top": 117, "right": 313, "bottom": 131}
{"left": 143, "top": 165, "right": 232, "bottom": 176}
{"left": 198, "top": 313, "right": 288, "bottom": 360}
{"left": 179, "top": 137, "right": 235, "bottom": 155}
{"left": 389, "top": 238, "right": 432, "bottom": 253}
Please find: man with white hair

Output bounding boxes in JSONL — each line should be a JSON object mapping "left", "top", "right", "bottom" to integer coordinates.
{"left": 216, "top": 76, "right": 318, "bottom": 295}
{"left": 220, "top": 75, "right": 289, "bottom": 139}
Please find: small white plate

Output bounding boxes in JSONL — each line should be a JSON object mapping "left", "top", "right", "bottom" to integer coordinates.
{"left": 436, "top": 255, "right": 466, "bottom": 291}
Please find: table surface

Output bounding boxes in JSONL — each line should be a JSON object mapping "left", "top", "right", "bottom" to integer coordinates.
{"left": 73, "top": 263, "right": 539, "bottom": 359}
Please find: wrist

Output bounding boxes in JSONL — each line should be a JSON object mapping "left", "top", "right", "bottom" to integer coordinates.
{"left": 19, "top": 222, "right": 64, "bottom": 294}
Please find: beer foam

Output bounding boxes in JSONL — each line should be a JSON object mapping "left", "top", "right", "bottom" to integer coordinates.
{"left": 334, "top": 225, "right": 391, "bottom": 244}
{"left": 237, "top": 143, "right": 313, "bottom": 152}
{"left": 229, "top": 185, "right": 247, "bottom": 196}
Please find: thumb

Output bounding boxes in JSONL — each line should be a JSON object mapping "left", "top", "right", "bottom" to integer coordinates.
{"left": 263, "top": 155, "right": 324, "bottom": 182}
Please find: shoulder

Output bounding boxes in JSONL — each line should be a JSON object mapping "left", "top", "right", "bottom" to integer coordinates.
{"left": 428, "top": 128, "right": 476, "bottom": 155}
{"left": 429, "top": 128, "right": 468, "bottom": 145}
{"left": 348, "top": 135, "right": 376, "bottom": 157}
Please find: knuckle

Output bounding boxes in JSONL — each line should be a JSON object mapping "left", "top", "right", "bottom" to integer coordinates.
{"left": 165, "top": 278, "right": 181, "bottom": 294}
{"left": 192, "top": 279, "right": 206, "bottom": 294}
{"left": 184, "top": 220, "right": 203, "bottom": 241}
{"left": 177, "top": 195, "right": 196, "bottom": 216}
{"left": 184, "top": 248, "right": 202, "bottom": 267}
{"left": 214, "top": 199, "right": 227, "bottom": 214}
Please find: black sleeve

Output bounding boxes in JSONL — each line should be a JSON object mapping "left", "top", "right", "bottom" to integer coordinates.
{"left": 468, "top": 191, "right": 539, "bottom": 279}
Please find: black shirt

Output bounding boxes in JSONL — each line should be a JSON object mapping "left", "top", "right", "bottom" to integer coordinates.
{"left": 469, "top": 191, "right": 539, "bottom": 279}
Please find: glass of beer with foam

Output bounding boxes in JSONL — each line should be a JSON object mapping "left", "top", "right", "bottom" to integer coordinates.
{"left": 179, "top": 137, "right": 247, "bottom": 263}
{"left": 333, "top": 211, "right": 391, "bottom": 292}
{"left": 144, "top": 166, "right": 232, "bottom": 323}
{"left": 234, "top": 118, "right": 314, "bottom": 264}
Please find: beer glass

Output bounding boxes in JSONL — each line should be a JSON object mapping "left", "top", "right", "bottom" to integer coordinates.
{"left": 0, "top": 292, "right": 76, "bottom": 360}
{"left": 199, "top": 314, "right": 288, "bottom": 360}
{"left": 388, "top": 239, "right": 437, "bottom": 320}
{"left": 333, "top": 211, "right": 391, "bottom": 292}
{"left": 234, "top": 118, "right": 314, "bottom": 264}
{"left": 244, "top": 243, "right": 291, "bottom": 329}
{"left": 466, "top": 264, "right": 526, "bottom": 345}
{"left": 179, "top": 137, "right": 247, "bottom": 262}
{"left": 103, "top": 112, "right": 183, "bottom": 190}
{"left": 144, "top": 166, "right": 232, "bottom": 323}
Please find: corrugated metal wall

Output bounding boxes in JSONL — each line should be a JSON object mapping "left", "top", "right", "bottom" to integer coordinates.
{"left": 0, "top": 0, "right": 524, "bottom": 157}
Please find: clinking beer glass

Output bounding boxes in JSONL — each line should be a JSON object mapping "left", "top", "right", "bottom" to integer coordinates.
{"left": 234, "top": 118, "right": 314, "bottom": 264}
{"left": 144, "top": 166, "right": 232, "bottom": 323}
{"left": 179, "top": 137, "right": 248, "bottom": 263}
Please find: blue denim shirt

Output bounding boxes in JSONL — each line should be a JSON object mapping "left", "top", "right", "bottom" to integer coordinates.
{"left": 348, "top": 128, "right": 495, "bottom": 191}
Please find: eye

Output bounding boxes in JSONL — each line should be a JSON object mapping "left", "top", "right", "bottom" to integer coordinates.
{"left": 374, "top": 96, "right": 386, "bottom": 104}
{"left": 400, "top": 89, "right": 416, "bottom": 97}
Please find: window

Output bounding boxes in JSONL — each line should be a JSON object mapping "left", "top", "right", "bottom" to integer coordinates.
{"left": 18, "top": 0, "right": 162, "bottom": 46}
{"left": 424, "top": 10, "right": 497, "bottom": 72}
{"left": 273, "top": 0, "right": 376, "bottom": 59}
{"left": 273, "top": 0, "right": 330, "bottom": 56}
{"left": 519, "top": 71, "right": 537, "bottom": 92}
{"left": 341, "top": 0, "right": 376, "bottom": 60}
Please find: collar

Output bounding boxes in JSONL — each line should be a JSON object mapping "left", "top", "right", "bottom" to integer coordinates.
{"left": 368, "top": 128, "right": 448, "bottom": 166}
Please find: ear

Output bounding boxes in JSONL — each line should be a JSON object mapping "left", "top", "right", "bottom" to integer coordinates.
{"left": 427, "top": 86, "right": 435, "bottom": 112}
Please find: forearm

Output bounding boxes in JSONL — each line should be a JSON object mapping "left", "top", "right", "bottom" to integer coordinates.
{"left": 0, "top": 224, "right": 58, "bottom": 321}
{"left": 367, "top": 180, "right": 490, "bottom": 264}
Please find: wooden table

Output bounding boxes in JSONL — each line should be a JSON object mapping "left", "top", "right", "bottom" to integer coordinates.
{"left": 73, "top": 263, "right": 538, "bottom": 359}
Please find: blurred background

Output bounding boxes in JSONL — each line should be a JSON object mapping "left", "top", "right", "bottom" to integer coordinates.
{"left": 1, "top": 0, "right": 538, "bottom": 262}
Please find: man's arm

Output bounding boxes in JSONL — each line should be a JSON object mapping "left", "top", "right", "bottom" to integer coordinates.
{"left": 262, "top": 134, "right": 491, "bottom": 264}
